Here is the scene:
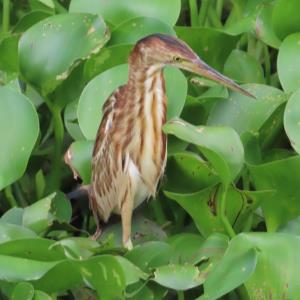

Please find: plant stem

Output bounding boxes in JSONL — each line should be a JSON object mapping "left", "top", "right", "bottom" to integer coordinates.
{"left": 13, "top": 182, "right": 28, "bottom": 207}
{"left": 237, "top": 285, "right": 250, "bottom": 300}
{"left": 4, "top": 185, "right": 17, "bottom": 207}
{"left": 263, "top": 45, "right": 271, "bottom": 85}
{"left": 219, "top": 184, "right": 236, "bottom": 238}
{"left": 45, "top": 100, "right": 64, "bottom": 192}
{"left": 208, "top": 4, "right": 223, "bottom": 28}
{"left": 189, "top": 0, "right": 198, "bottom": 26}
{"left": 216, "top": 0, "right": 224, "bottom": 20}
{"left": 177, "top": 291, "right": 184, "bottom": 300}
{"left": 2, "top": 0, "right": 10, "bottom": 33}
{"left": 231, "top": 0, "right": 243, "bottom": 20}
{"left": 150, "top": 198, "right": 167, "bottom": 225}
{"left": 198, "top": 0, "right": 210, "bottom": 26}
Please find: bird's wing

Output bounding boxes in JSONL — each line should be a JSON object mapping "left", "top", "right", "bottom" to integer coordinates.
{"left": 89, "top": 86, "right": 128, "bottom": 222}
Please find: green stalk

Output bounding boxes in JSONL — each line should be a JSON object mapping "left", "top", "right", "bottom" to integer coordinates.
{"left": 2, "top": 0, "right": 10, "bottom": 33}
{"left": 263, "top": 45, "right": 271, "bottom": 85}
{"left": 178, "top": 291, "right": 184, "bottom": 300}
{"left": 218, "top": 184, "right": 236, "bottom": 238}
{"left": 198, "top": 0, "right": 210, "bottom": 26}
{"left": 4, "top": 185, "right": 17, "bottom": 207}
{"left": 45, "top": 100, "right": 64, "bottom": 192}
{"left": 189, "top": 0, "right": 198, "bottom": 26}
{"left": 231, "top": 0, "right": 243, "bottom": 20}
{"left": 216, "top": 0, "right": 224, "bottom": 20}
{"left": 13, "top": 183, "right": 28, "bottom": 207}
{"left": 150, "top": 198, "right": 167, "bottom": 225}
{"left": 208, "top": 4, "right": 223, "bottom": 28}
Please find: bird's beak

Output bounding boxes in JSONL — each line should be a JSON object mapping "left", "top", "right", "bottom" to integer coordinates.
{"left": 184, "top": 58, "right": 255, "bottom": 99}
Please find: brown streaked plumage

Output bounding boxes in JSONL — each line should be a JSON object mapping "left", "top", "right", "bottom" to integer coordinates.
{"left": 69, "top": 34, "right": 254, "bottom": 249}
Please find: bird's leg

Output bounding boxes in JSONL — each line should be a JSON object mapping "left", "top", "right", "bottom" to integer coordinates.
{"left": 90, "top": 194, "right": 102, "bottom": 240}
{"left": 121, "top": 189, "right": 134, "bottom": 250}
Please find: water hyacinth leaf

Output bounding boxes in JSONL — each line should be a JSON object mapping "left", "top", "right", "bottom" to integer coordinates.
{"left": 223, "top": 50, "right": 264, "bottom": 84}
{"left": 84, "top": 44, "right": 133, "bottom": 81}
{"left": 167, "top": 233, "right": 204, "bottom": 264}
{"left": 153, "top": 264, "right": 207, "bottom": 291}
{"left": 284, "top": 89, "right": 300, "bottom": 154}
{"left": 64, "top": 100, "right": 85, "bottom": 141}
{"left": 33, "top": 290, "right": 52, "bottom": 300}
{"left": 109, "top": 17, "right": 175, "bottom": 45}
{"left": 165, "top": 151, "right": 219, "bottom": 194}
{"left": 69, "top": 0, "right": 181, "bottom": 27}
{"left": 163, "top": 118, "right": 244, "bottom": 183}
{"left": 0, "top": 35, "right": 20, "bottom": 74}
{"left": 208, "top": 84, "right": 285, "bottom": 135}
{"left": 176, "top": 27, "right": 240, "bottom": 70}
{"left": 125, "top": 241, "right": 172, "bottom": 272}
{"left": 248, "top": 156, "right": 300, "bottom": 231}
{"left": 12, "top": 282, "right": 34, "bottom": 300}
{"left": 19, "top": 13, "right": 109, "bottom": 94}
{"left": 79, "top": 255, "right": 126, "bottom": 299}
{"left": 13, "top": 11, "right": 51, "bottom": 33}
{"left": 200, "top": 235, "right": 257, "bottom": 300}
{"left": 0, "top": 255, "right": 59, "bottom": 282}
{"left": 1, "top": 207, "right": 24, "bottom": 225}
{"left": 165, "top": 186, "right": 244, "bottom": 237}
{"left": 78, "top": 64, "right": 187, "bottom": 140}
{"left": 22, "top": 192, "right": 71, "bottom": 233}
{"left": 0, "top": 86, "right": 39, "bottom": 190}
{"left": 272, "top": 0, "right": 300, "bottom": 40}
{"left": 278, "top": 33, "right": 300, "bottom": 92}
{"left": 0, "top": 222, "right": 37, "bottom": 244}
{"left": 236, "top": 233, "right": 300, "bottom": 299}
{"left": 64, "top": 140, "right": 93, "bottom": 184}
{"left": 254, "top": 2, "right": 281, "bottom": 49}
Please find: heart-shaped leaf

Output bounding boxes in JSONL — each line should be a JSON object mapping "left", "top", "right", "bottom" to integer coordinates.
{"left": 163, "top": 118, "right": 244, "bottom": 184}
{"left": 0, "top": 86, "right": 39, "bottom": 190}
{"left": 19, "top": 13, "right": 109, "bottom": 94}
{"left": 277, "top": 33, "right": 300, "bottom": 92}
{"left": 69, "top": 0, "right": 181, "bottom": 27}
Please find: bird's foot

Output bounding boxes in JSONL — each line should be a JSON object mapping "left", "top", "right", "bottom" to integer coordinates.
{"left": 123, "top": 238, "right": 133, "bottom": 250}
{"left": 91, "top": 227, "right": 102, "bottom": 241}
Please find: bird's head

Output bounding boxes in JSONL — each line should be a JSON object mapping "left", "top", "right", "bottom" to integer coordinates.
{"left": 133, "top": 33, "right": 254, "bottom": 98}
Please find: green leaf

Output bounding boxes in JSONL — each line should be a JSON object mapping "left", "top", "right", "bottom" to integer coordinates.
{"left": 165, "top": 186, "right": 244, "bottom": 237}
{"left": 64, "top": 100, "right": 85, "bottom": 141}
{"left": 208, "top": 84, "right": 285, "bottom": 135}
{"left": 0, "top": 223, "right": 37, "bottom": 244}
{"left": 163, "top": 118, "right": 244, "bottom": 184}
{"left": 84, "top": 44, "right": 133, "bottom": 81}
{"left": 167, "top": 233, "right": 204, "bottom": 264}
{"left": 69, "top": 0, "right": 181, "bottom": 26}
{"left": 1, "top": 207, "right": 24, "bottom": 225}
{"left": 19, "top": 13, "right": 109, "bottom": 94}
{"left": 109, "top": 17, "right": 175, "bottom": 45}
{"left": 272, "top": 0, "right": 300, "bottom": 40}
{"left": 154, "top": 264, "right": 208, "bottom": 291}
{"left": 33, "top": 290, "right": 52, "bottom": 300}
{"left": 248, "top": 156, "right": 300, "bottom": 231}
{"left": 284, "top": 88, "right": 300, "bottom": 154}
{"left": 0, "top": 86, "right": 39, "bottom": 190}
{"left": 0, "top": 255, "right": 59, "bottom": 282}
{"left": 176, "top": 27, "right": 240, "bottom": 70}
{"left": 79, "top": 255, "right": 126, "bottom": 299}
{"left": 13, "top": 11, "right": 51, "bottom": 33}
{"left": 165, "top": 151, "right": 219, "bottom": 194}
{"left": 78, "top": 64, "right": 187, "bottom": 140}
{"left": 200, "top": 234, "right": 257, "bottom": 300}
{"left": 278, "top": 33, "right": 300, "bottom": 92}
{"left": 224, "top": 50, "right": 264, "bottom": 84}
{"left": 125, "top": 241, "right": 172, "bottom": 272}
{"left": 0, "top": 35, "right": 20, "bottom": 74}
{"left": 22, "top": 192, "right": 71, "bottom": 234}
{"left": 64, "top": 140, "right": 93, "bottom": 184}
{"left": 12, "top": 282, "right": 34, "bottom": 300}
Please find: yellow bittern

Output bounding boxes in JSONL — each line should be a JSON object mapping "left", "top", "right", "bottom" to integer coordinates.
{"left": 76, "top": 34, "right": 252, "bottom": 249}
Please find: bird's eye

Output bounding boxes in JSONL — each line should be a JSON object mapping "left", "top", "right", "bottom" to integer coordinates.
{"left": 173, "top": 56, "right": 182, "bottom": 63}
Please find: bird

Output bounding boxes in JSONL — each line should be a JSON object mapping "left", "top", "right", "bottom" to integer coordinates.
{"left": 80, "top": 34, "right": 253, "bottom": 249}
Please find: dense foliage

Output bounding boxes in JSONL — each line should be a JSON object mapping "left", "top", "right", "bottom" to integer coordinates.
{"left": 1, "top": 0, "right": 300, "bottom": 299}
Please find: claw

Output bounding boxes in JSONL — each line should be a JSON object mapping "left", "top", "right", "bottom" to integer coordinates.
{"left": 123, "top": 238, "right": 133, "bottom": 250}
